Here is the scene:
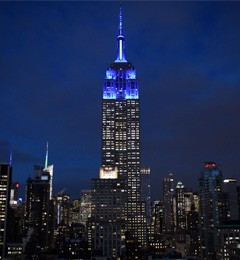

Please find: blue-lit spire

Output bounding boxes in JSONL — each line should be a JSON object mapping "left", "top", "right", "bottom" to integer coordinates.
{"left": 9, "top": 147, "right": 12, "bottom": 166}
{"left": 45, "top": 142, "right": 48, "bottom": 168}
{"left": 115, "top": 7, "right": 127, "bottom": 62}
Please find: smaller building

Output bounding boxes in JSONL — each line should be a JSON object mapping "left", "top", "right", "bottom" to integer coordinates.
{"left": 90, "top": 167, "right": 124, "bottom": 259}
{"left": 0, "top": 163, "right": 12, "bottom": 259}
{"left": 216, "top": 220, "right": 240, "bottom": 259}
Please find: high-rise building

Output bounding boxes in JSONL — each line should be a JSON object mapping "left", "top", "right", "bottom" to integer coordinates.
{"left": 175, "top": 181, "right": 186, "bottom": 230}
{"left": 25, "top": 165, "right": 53, "bottom": 253}
{"left": 199, "top": 162, "right": 223, "bottom": 259}
{"left": 90, "top": 167, "right": 124, "bottom": 258}
{"left": 148, "top": 200, "right": 165, "bottom": 255}
{"left": 185, "top": 204, "right": 200, "bottom": 257}
{"left": 100, "top": 7, "right": 147, "bottom": 243}
{"left": 79, "top": 189, "right": 91, "bottom": 225}
{"left": 222, "top": 178, "right": 239, "bottom": 220}
{"left": 54, "top": 193, "right": 70, "bottom": 226}
{"left": 162, "top": 172, "right": 175, "bottom": 233}
{"left": 0, "top": 163, "right": 12, "bottom": 259}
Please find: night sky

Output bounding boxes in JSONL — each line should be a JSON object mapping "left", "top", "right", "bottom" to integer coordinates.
{"left": 1, "top": 1, "right": 240, "bottom": 200}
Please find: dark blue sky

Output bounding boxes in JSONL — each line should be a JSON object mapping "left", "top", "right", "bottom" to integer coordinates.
{"left": 1, "top": 1, "right": 240, "bottom": 199}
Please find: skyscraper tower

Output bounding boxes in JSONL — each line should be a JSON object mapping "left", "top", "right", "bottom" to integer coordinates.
{"left": 175, "top": 181, "right": 186, "bottom": 230}
{"left": 25, "top": 166, "right": 53, "bottom": 253}
{"left": 199, "top": 162, "right": 223, "bottom": 259}
{"left": 101, "top": 7, "right": 146, "bottom": 243}
{"left": 162, "top": 172, "right": 175, "bottom": 233}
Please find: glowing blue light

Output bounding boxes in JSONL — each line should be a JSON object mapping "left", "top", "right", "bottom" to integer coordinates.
{"left": 119, "top": 40, "right": 123, "bottom": 60}
{"left": 106, "top": 70, "right": 116, "bottom": 79}
{"left": 126, "top": 70, "right": 136, "bottom": 79}
{"left": 103, "top": 69, "right": 139, "bottom": 100}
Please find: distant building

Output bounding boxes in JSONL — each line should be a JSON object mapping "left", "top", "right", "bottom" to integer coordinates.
{"left": 0, "top": 163, "right": 12, "bottom": 259}
{"left": 148, "top": 201, "right": 165, "bottom": 256}
{"left": 199, "top": 162, "right": 223, "bottom": 259}
{"left": 9, "top": 182, "right": 19, "bottom": 205}
{"left": 80, "top": 189, "right": 91, "bottom": 225}
{"left": 90, "top": 167, "right": 124, "bottom": 258}
{"left": 186, "top": 204, "right": 200, "bottom": 257}
{"left": 222, "top": 178, "right": 239, "bottom": 220}
{"left": 71, "top": 198, "right": 81, "bottom": 224}
{"left": 216, "top": 220, "right": 240, "bottom": 259}
{"left": 54, "top": 193, "right": 70, "bottom": 226}
{"left": 162, "top": 172, "right": 175, "bottom": 233}
{"left": 25, "top": 165, "right": 53, "bottom": 253}
{"left": 175, "top": 181, "right": 186, "bottom": 230}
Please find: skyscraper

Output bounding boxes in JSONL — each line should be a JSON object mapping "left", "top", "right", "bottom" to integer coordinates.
{"left": 222, "top": 178, "right": 239, "bottom": 220}
{"left": 92, "top": 8, "right": 146, "bottom": 252}
{"left": 175, "top": 181, "right": 186, "bottom": 230}
{"left": 162, "top": 172, "right": 175, "bottom": 233}
{"left": 91, "top": 167, "right": 124, "bottom": 258}
{"left": 25, "top": 166, "right": 52, "bottom": 253}
{"left": 0, "top": 163, "right": 12, "bottom": 259}
{"left": 199, "top": 162, "right": 223, "bottom": 259}
{"left": 101, "top": 7, "right": 146, "bottom": 244}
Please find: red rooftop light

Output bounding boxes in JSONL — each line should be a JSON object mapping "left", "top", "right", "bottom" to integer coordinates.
{"left": 205, "top": 162, "right": 216, "bottom": 169}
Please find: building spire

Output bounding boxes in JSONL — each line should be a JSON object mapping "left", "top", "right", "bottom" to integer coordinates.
{"left": 45, "top": 142, "right": 48, "bottom": 168}
{"left": 9, "top": 147, "right": 12, "bottom": 166}
{"left": 116, "top": 6, "right": 126, "bottom": 62}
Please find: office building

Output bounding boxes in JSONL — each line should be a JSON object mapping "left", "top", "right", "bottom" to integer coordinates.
{"left": 54, "top": 193, "right": 70, "bottom": 226}
{"left": 162, "top": 172, "right": 175, "bottom": 233}
{"left": 222, "top": 178, "right": 239, "bottom": 221}
{"left": 25, "top": 165, "right": 52, "bottom": 253}
{"left": 80, "top": 189, "right": 91, "bottom": 225}
{"left": 0, "top": 163, "right": 12, "bottom": 259}
{"left": 90, "top": 167, "right": 124, "bottom": 258}
{"left": 199, "top": 162, "right": 223, "bottom": 259}
{"left": 175, "top": 181, "right": 186, "bottom": 230}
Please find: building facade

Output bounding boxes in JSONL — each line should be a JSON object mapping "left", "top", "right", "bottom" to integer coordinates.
{"left": 90, "top": 7, "right": 147, "bottom": 258}
{"left": 199, "top": 162, "right": 223, "bottom": 259}
{"left": 25, "top": 165, "right": 53, "bottom": 253}
{"left": 90, "top": 167, "right": 124, "bottom": 258}
{"left": 140, "top": 166, "right": 151, "bottom": 225}
{"left": 0, "top": 163, "right": 12, "bottom": 259}
{"left": 162, "top": 172, "right": 175, "bottom": 233}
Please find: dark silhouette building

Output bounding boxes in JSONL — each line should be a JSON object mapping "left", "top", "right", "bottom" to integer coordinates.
{"left": 199, "top": 162, "right": 223, "bottom": 259}
{"left": 25, "top": 165, "right": 54, "bottom": 255}
{"left": 162, "top": 172, "right": 175, "bottom": 233}
{"left": 0, "top": 163, "right": 12, "bottom": 259}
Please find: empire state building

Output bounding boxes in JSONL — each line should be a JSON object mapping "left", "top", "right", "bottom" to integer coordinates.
{"left": 91, "top": 7, "right": 147, "bottom": 257}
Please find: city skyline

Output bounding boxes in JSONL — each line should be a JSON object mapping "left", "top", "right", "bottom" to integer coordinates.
{"left": 1, "top": 1, "right": 240, "bottom": 199}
